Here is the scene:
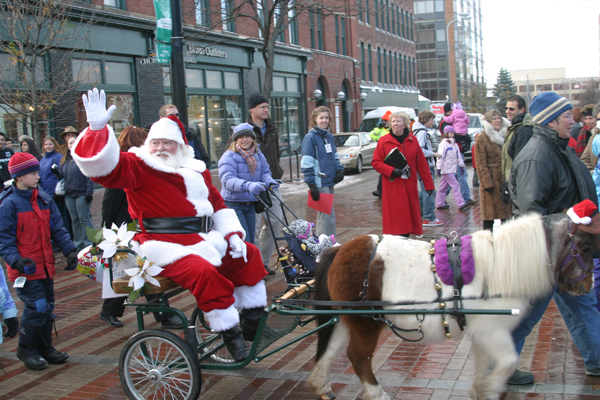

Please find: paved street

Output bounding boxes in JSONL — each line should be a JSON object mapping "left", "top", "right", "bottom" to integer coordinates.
{"left": 1, "top": 164, "right": 600, "bottom": 399}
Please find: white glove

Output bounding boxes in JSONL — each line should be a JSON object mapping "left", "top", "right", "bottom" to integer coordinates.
{"left": 82, "top": 88, "right": 116, "bottom": 131}
{"left": 229, "top": 234, "right": 247, "bottom": 262}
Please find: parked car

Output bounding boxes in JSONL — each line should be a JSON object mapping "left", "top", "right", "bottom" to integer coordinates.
{"left": 279, "top": 133, "right": 302, "bottom": 155}
{"left": 333, "top": 132, "right": 377, "bottom": 174}
{"left": 359, "top": 106, "right": 417, "bottom": 133}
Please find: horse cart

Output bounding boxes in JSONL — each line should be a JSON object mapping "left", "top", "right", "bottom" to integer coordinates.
{"left": 106, "top": 193, "right": 597, "bottom": 400}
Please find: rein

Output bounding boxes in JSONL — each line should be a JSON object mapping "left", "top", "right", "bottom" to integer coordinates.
{"left": 560, "top": 221, "right": 592, "bottom": 284}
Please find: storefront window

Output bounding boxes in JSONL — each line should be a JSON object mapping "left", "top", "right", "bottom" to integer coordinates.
{"left": 224, "top": 72, "right": 240, "bottom": 89}
{"left": 0, "top": 106, "right": 48, "bottom": 142}
{"left": 206, "top": 71, "right": 222, "bottom": 88}
{"left": 187, "top": 69, "right": 204, "bottom": 88}
{"left": 105, "top": 62, "right": 132, "bottom": 85}
{"left": 72, "top": 59, "right": 101, "bottom": 85}
{"left": 272, "top": 97, "right": 300, "bottom": 157}
{"left": 75, "top": 94, "right": 134, "bottom": 134}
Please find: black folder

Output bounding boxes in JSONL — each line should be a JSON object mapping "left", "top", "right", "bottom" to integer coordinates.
{"left": 384, "top": 148, "right": 410, "bottom": 181}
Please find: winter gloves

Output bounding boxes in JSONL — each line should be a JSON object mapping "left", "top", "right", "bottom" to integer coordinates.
{"left": 86, "top": 195, "right": 93, "bottom": 203}
{"left": 12, "top": 258, "right": 36, "bottom": 275}
{"left": 308, "top": 185, "right": 320, "bottom": 201}
{"left": 247, "top": 182, "right": 266, "bottom": 195}
{"left": 66, "top": 249, "right": 78, "bottom": 271}
{"left": 436, "top": 169, "right": 441, "bottom": 177}
{"left": 82, "top": 88, "right": 116, "bottom": 131}
{"left": 333, "top": 170, "right": 344, "bottom": 184}
{"left": 500, "top": 181, "right": 511, "bottom": 206}
{"left": 459, "top": 166, "right": 466, "bottom": 175}
{"left": 229, "top": 235, "right": 247, "bottom": 262}
{"left": 3, "top": 316, "right": 18, "bottom": 338}
{"left": 392, "top": 169, "right": 403, "bottom": 178}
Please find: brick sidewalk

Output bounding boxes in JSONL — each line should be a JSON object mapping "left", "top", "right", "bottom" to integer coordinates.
{"left": 1, "top": 166, "right": 599, "bottom": 399}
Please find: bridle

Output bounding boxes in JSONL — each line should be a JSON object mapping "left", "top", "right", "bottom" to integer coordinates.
{"left": 559, "top": 221, "right": 593, "bottom": 285}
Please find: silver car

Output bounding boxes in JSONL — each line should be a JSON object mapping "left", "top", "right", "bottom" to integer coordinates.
{"left": 333, "top": 132, "right": 377, "bottom": 174}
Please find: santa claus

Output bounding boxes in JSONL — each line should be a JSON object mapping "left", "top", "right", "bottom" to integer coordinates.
{"left": 72, "top": 88, "right": 267, "bottom": 362}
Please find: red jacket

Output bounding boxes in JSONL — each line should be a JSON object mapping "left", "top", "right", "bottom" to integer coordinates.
{"left": 372, "top": 131, "right": 434, "bottom": 235}
{"left": 0, "top": 186, "right": 75, "bottom": 281}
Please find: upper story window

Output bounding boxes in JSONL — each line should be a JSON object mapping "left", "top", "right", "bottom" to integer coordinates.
{"left": 288, "top": 7, "right": 298, "bottom": 45}
{"left": 196, "top": 0, "right": 211, "bottom": 27}
{"left": 104, "top": 0, "right": 125, "bottom": 9}
{"left": 0, "top": 53, "right": 45, "bottom": 85}
{"left": 72, "top": 59, "right": 132, "bottom": 87}
{"left": 221, "top": 0, "right": 236, "bottom": 32}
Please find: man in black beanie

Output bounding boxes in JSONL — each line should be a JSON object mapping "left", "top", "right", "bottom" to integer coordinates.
{"left": 246, "top": 92, "right": 283, "bottom": 276}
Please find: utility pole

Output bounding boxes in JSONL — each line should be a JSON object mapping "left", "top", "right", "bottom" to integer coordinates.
{"left": 170, "top": 0, "right": 188, "bottom": 126}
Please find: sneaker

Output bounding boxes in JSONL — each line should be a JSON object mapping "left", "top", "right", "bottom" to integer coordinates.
{"left": 507, "top": 369, "right": 534, "bottom": 385}
{"left": 423, "top": 219, "right": 443, "bottom": 227}
{"left": 265, "top": 266, "right": 276, "bottom": 275}
{"left": 585, "top": 367, "right": 600, "bottom": 376}
{"left": 436, "top": 205, "right": 449, "bottom": 210}
{"left": 372, "top": 190, "right": 382, "bottom": 198}
{"left": 465, "top": 199, "right": 478, "bottom": 206}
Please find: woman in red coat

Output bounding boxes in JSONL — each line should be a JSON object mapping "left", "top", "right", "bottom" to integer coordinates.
{"left": 372, "top": 112, "right": 435, "bottom": 236}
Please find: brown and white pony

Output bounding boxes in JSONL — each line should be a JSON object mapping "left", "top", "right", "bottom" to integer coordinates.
{"left": 308, "top": 213, "right": 598, "bottom": 400}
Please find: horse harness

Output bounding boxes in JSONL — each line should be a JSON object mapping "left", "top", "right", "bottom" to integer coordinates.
{"left": 561, "top": 221, "right": 593, "bottom": 284}
{"left": 358, "top": 233, "right": 467, "bottom": 342}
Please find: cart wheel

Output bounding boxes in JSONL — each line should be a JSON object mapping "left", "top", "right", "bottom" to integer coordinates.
{"left": 119, "top": 329, "right": 201, "bottom": 400}
{"left": 190, "top": 307, "right": 236, "bottom": 364}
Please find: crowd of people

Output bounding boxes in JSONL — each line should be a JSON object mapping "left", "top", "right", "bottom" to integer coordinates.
{"left": 2, "top": 87, "right": 600, "bottom": 389}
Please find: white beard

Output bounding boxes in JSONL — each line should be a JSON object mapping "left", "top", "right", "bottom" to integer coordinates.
{"left": 149, "top": 147, "right": 185, "bottom": 169}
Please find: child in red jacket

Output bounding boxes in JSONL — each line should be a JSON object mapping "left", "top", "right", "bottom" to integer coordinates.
{"left": 0, "top": 153, "right": 77, "bottom": 370}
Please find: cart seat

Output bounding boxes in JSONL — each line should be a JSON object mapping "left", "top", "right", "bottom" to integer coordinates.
{"left": 112, "top": 275, "right": 180, "bottom": 295}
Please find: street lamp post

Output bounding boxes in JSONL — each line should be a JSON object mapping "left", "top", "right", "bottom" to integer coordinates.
{"left": 445, "top": 12, "right": 471, "bottom": 102}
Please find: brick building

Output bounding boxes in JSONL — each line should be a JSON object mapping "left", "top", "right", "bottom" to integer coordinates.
{"left": 0, "top": 0, "right": 418, "bottom": 165}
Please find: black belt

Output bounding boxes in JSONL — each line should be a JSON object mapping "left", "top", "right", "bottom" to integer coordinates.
{"left": 140, "top": 216, "right": 211, "bottom": 234}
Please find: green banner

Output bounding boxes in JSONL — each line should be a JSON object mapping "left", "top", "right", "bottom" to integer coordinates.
{"left": 153, "top": 0, "right": 172, "bottom": 63}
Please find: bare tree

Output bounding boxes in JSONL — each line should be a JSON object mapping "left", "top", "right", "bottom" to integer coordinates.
{"left": 462, "top": 82, "right": 493, "bottom": 114}
{"left": 578, "top": 81, "right": 600, "bottom": 108}
{"left": 189, "top": 0, "right": 370, "bottom": 100}
{"left": 0, "top": 0, "right": 98, "bottom": 146}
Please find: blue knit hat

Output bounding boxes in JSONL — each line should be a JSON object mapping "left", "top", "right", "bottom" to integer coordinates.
{"left": 231, "top": 122, "right": 256, "bottom": 141}
{"left": 443, "top": 125, "right": 455, "bottom": 134}
{"left": 8, "top": 152, "right": 40, "bottom": 178}
{"left": 530, "top": 92, "right": 572, "bottom": 125}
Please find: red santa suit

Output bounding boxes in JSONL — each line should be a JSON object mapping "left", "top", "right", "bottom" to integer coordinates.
{"left": 72, "top": 117, "right": 267, "bottom": 332}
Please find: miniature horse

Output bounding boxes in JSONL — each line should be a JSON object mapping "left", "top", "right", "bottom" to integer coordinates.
{"left": 308, "top": 213, "right": 598, "bottom": 400}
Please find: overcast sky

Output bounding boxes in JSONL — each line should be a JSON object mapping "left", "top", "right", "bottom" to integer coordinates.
{"left": 482, "top": 0, "right": 600, "bottom": 86}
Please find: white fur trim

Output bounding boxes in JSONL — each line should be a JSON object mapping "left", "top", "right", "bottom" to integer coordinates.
{"left": 146, "top": 118, "right": 186, "bottom": 146}
{"left": 212, "top": 208, "right": 245, "bottom": 240}
{"left": 200, "top": 230, "right": 228, "bottom": 259}
{"left": 203, "top": 305, "right": 239, "bottom": 332}
{"left": 132, "top": 237, "right": 224, "bottom": 267}
{"left": 233, "top": 280, "right": 267, "bottom": 309}
{"left": 567, "top": 208, "right": 581, "bottom": 224}
{"left": 72, "top": 126, "right": 120, "bottom": 178}
{"left": 581, "top": 216, "right": 592, "bottom": 225}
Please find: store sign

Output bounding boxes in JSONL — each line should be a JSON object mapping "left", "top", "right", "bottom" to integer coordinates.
{"left": 139, "top": 57, "right": 159, "bottom": 65}
{"left": 187, "top": 45, "right": 228, "bottom": 59}
{"left": 334, "top": 102, "right": 341, "bottom": 134}
{"left": 153, "top": 0, "right": 172, "bottom": 63}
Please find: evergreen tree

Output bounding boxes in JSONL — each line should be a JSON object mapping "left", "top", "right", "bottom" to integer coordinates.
{"left": 493, "top": 68, "right": 516, "bottom": 115}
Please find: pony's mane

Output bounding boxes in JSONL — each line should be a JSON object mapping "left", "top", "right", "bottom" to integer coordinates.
{"left": 472, "top": 214, "right": 553, "bottom": 299}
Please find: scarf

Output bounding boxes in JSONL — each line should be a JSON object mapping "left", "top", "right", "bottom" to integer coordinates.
{"left": 575, "top": 125, "right": 591, "bottom": 158}
{"left": 236, "top": 144, "right": 257, "bottom": 174}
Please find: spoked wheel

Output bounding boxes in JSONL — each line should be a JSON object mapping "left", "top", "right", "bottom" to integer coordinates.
{"left": 119, "top": 329, "right": 201, "bottom": 400}
{"left": 190, "top": 307, "right": 237, "bottom": 364}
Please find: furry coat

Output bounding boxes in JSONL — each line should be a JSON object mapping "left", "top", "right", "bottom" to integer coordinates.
{"left": 475, "top": 119, "right": 512, "bottom": 221}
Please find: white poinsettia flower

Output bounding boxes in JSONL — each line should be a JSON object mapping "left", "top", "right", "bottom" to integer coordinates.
{"left": 98, "top": 223, "right": 135, "bottom": 259}
{"left": 124, "top": 259, "right": 163, "bottom": 291}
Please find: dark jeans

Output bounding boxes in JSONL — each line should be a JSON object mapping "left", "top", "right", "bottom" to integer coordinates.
{"left": 16, "top": 278, "right": 55, "bottom": 327}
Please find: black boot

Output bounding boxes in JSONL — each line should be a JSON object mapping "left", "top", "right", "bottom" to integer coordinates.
{"left": 17, "top": 324, "right": 48, "bottom": 370}
{"left": 220, "top": 326, "right": 250, "bottom": 362}
{"left": 37, "top": 320, "right": 68, "bottom": 364}
{"left": 240, "top": 307, "right": 264, "bottom": 342}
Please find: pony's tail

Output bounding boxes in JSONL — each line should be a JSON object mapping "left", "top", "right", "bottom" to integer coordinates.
{"left": 313, "top": 245, "right": 341, "bottom": 362}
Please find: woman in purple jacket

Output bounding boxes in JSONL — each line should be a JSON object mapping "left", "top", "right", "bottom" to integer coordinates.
{"left": 218, "top": 123, "right": 278, "bottom": 243}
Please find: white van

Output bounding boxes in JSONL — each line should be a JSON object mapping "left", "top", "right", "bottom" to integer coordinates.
{"left": 359, "top": 106, "right": 417, "bottom": 133}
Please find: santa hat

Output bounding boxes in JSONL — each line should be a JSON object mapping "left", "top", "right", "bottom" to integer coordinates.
{"left": 569, "top": 200, "right": 600, "bottom": 234}
{"left": 145, "top": 115, "right": 189, "bottom": 146}
{"left": 381, "top": 110, "right": 392, "bottom": 121}
{"left": 8, "top": 152, "right": 40, "bottom": 178}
